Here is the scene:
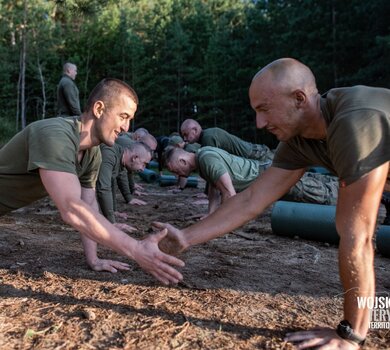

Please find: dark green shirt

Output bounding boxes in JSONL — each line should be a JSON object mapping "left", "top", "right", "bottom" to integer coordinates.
{"left": 0, "top": 117, "right": 101, "bottom": 214}
{"left": 96, "top": 144, "right": 132, "bottom": 223}
{"left": 199, "top": 127, "right": 273, "bottom": 163}
{"left": 273, "top": 86, "right": 390, "bottom": 185}
{"left": 184, "top": 142, "right": 201, "bottom": 153}
{"left": 57, "top": 75, "right": 81, "bottom": 117}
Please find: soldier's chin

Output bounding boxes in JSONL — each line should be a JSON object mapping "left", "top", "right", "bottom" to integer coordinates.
{"left": 104, "top": 137, "right": 115, "bottom": 147}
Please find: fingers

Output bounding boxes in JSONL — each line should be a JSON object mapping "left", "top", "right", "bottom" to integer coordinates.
{"left": 152, "top": 222, "right": 174, "bottom": 231}
{"left": 153, "top": 258, "right": 184, "bottom": 283}
{"left": 151, "top": 228, "right": 168, "bottom": 241}
{"left": 150, "top": 266, "right": 182, "bottom": 285}
{"left": 91, "top": 259, "right": 130, "bottom": 273}
{"left": 151, "top": 221, "right": 166, "bottom": 230}
{"left": 159, "top": 250, "right": 185, "bottom": 267}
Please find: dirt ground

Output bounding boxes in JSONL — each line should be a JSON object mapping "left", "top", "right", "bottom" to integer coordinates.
{"left": 0, "top": 176, "right": 389, "bottom": 350}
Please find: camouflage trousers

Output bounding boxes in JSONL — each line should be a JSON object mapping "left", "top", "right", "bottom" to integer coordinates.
{"left": 282, "top": 172, "right": 339, "bottom": 206}
{"left": 250, "top": 144, "right": 275, "bottom": 164}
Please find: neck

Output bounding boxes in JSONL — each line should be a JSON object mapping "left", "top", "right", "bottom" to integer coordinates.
{"left": 189, "top": 153, "right": 197, "bottom": 172}
{"left": 301, "top": 94, "right": 327, "bottom": 140}
{"left": 78, "top": 113, "right": 99, "bottom": 150}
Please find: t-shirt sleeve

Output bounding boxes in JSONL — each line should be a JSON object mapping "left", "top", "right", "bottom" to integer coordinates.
{"left": 327, "top": 109, "right": 390, "bottom": 185}
{"left": 27, "top": 124, "right": 78, "bottom": 174}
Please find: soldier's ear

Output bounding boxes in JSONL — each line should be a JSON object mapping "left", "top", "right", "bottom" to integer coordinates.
{"left": 93, "top": 101, "right": 105, "bottom": 119}
{"left": 294, "top": 90, "right": 306, "bottom": 108}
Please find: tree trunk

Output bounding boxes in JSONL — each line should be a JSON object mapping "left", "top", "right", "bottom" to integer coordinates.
{"left": 20, "top": 0, "right": 27, "bottom": 129}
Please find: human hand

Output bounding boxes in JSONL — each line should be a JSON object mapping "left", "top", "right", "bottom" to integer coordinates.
{"left": 88, "top": 258, "right": 130, "bottom": 273}
{"left": 114, "top": 222, "right": 137, "bottom": 233}
{"left": 129, "top": 198, "right": 147, "bottom": 206}
{"left": 152, "top": 222, "right": 188, "bottom": 256}
{"left": 115, "top": 211, "right": 129, "bottom": 220}
{"left": 285, "top": 328, "right": 360, "bottom": 349}
{"left": 134, "top": 183, "right": 144, "bottom": 191}
{"left": 133, "top": 229, "right": 185, "bottom": 285}
{"left": 133, "top": 190, "right": 148, "bottom": 197}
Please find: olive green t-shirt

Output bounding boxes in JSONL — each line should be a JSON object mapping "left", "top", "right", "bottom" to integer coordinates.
{"left": 184, "top": 142, "right": 201, "bottom": 153}
{"left": 0, "top": 117, "right": 101, "bottom": 214}
{"left": 197, "top": 146, "right": 260, "bottom": 192}
{"left": 273, "top": 86, "right": 390, "bottom": 185}
{"left": 96, "top": 143, "right": 131, "bottom": 223}
{"left": 199, "top": 127, "right": 253, "bottom": 158}
{"left": 199, "top": 127, "right": 272, "bottom": 163}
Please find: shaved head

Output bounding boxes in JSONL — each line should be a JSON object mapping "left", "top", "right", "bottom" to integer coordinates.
{"left": 251, "top": 58, "right": 318, "bottom": 96}
{"left": 180, "top": 119, "right": 202, "bottom": 143}
{"left": 249, "top": 58, "right": 323, "bottom": 141}
{"left": 139, "top": 133, "right": 157, "bottom": 151}
{"left": 181, "top": 119, "right": 200, "bottom": 132}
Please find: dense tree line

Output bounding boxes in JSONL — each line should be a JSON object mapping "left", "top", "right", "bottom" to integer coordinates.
{"left": 0, "top": 0, "right": 389, "bottom": 147}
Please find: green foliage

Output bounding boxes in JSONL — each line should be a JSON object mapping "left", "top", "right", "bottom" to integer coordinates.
{"left": 0, "top": 0, "right": 389, "bottom": 146}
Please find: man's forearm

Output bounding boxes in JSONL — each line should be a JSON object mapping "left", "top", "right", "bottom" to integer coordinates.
{"left": 339, "top": 236, "right": 374, "bottom": 338}
{"left": 182, "top": 167, "right": 302, "bottom": 248}
{"left": 61, "top": 197, "right": 137, "bottom": 259}
{"left": 80, "top": 234, "right": 99, "bottom": 265}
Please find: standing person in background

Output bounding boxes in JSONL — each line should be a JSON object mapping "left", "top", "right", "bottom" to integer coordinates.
{"left": 57, "top": 62, "right": 81, "bottom": 117}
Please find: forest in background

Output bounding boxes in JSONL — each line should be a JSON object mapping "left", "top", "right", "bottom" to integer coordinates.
{"left": 0, "top": 0, "right": 390, "bottom": 147}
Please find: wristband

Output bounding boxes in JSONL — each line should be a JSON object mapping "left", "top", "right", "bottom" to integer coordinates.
{"left": 336, "top": 320, "right": 365, "bottom": 346}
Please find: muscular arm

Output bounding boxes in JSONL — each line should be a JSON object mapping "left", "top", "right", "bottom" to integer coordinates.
{"left": 182, "top": 167, "right": 305, "bottom": 247}
{"left": 39, "top": 169, "right": 184, "bottom": 284}
{"left": 208, "top": 172, "right": 236, "bottom": 214}
{"left": 336, "top": 162, "right": 388, "bottom": 338}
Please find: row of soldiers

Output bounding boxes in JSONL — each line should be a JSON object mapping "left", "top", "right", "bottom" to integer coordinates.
{"left": 97, "top": 120, "right": 343, "bottom": 229}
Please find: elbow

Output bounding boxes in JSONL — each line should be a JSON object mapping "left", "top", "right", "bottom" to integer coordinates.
{"left": 58, "top": 200, "right": 83, "bottom": 228}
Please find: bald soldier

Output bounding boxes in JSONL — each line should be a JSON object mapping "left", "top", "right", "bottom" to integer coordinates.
{"left": 180, "top": 118, "right": 274, "bottom": 165}
{"left": 155, "top": 58, "right": 390, "bottom": 348}
{"left": 164, "top": 146, "right": 338, "bottom": 215}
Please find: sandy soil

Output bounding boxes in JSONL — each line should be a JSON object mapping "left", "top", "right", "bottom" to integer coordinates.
{"left": 0, "top": 177, "right": 389, "bottom": 349}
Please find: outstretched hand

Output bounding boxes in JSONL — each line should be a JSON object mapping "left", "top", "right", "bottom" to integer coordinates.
{"left": 129, "top": 198, "right": 147, "bottom": 206}
{"left": 133, "top": 229, "right": 185, "bottom": 285}
{"left": 285, "top": 328, "right": 360, "bottom": 350}
{"left": 152, "top": 222, "right": 188, "bottom": 256}
{"left": 88, "top": 258, "right": 130, "bottom": 273}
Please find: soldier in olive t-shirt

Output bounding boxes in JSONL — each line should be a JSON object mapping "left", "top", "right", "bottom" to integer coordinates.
{"left": 0, "top": 117, "right": 101, "bottom": 214}
{"left": 197, "top": 146, "right": 338, "bottom": 204}
{"left": 96, "top": 143, "right": 132, "bottom": 223}
{"left": 164, "top": 146, "right": 338, "bottom": 216}
{"left": 180, "top": 119, "right": 274, "bottom": 165}
{"left": 158, "top": 60, "right": 390, "bottom": 347}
